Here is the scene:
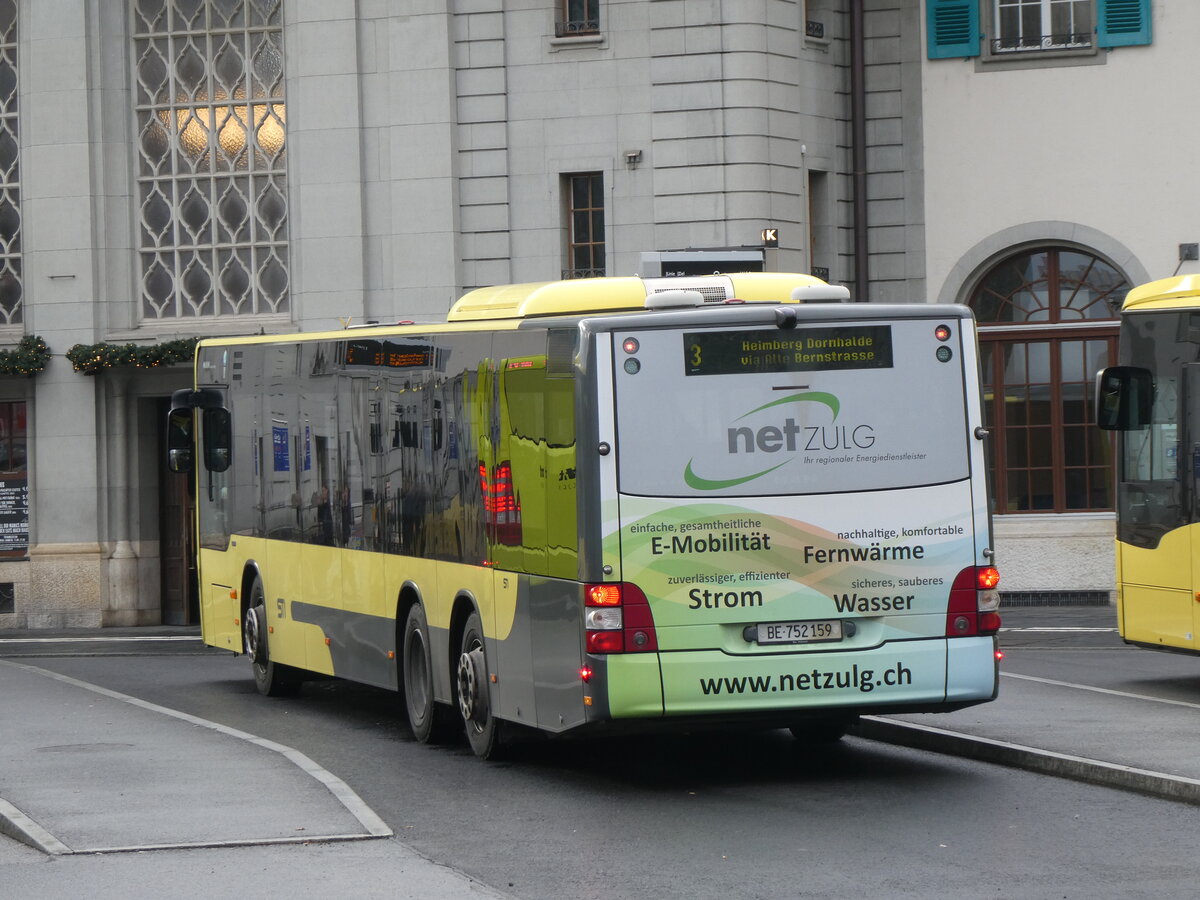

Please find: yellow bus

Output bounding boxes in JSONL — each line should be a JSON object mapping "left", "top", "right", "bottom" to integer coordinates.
{"left": 168, "top": 273, "right": 1002, "bottom": 759}
{"left": 1097, "top": 274, "right": 1200, "bottom": 653}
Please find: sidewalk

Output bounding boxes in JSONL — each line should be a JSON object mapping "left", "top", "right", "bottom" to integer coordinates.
{"left": 0, "top": 656, "right": 507, "bottom": 897}
{"left": 854, "top": 605, "right": 1200, "bottom": 805}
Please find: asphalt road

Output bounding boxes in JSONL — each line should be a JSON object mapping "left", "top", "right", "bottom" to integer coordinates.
{"left": 5, "top": 606, "right": 1200, "bottom": 899}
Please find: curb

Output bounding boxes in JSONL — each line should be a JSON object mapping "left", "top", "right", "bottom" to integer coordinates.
{"left": 852, "top": 716, "right": 1200, "bottom": 806}
{"left": 0, "top": 798, "right": 71, "bottom": 855}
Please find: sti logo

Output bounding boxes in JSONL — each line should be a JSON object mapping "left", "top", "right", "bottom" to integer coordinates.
{"left": 683, "top": 392, "right": 875, "bottom": 490}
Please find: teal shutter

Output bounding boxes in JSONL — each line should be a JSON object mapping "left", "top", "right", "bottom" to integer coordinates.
{"left": 926, "top": 0, "right": 980, "bottom": 59}
{"left": 1097, "top": 0, "right": 1151, "bottom": 48}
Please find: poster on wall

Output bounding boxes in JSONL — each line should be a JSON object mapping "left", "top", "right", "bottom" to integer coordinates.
{"left": 0, "top": 476, "right": 29, "bottom": 554}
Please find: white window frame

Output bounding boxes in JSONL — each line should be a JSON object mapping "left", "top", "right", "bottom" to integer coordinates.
{"left": 991, "top": 0, "right": 1094, "bottom": 54}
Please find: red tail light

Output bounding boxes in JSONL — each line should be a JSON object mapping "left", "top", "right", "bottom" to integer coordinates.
{"left": 480, "top": 460, "right": 522, "bottom": 545}
{"left": 585, "top": 582, "right": 658, "bottom": 654}
{"left": 946, "top": 566, "right": 1001, "bottom": 637}
{"left": 493, "top": 462, "right": 518, "bottom": 514}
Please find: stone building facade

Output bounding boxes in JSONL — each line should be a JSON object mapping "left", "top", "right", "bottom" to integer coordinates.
{"left": 0, "top": 0, "right": 1169, "bottom": 627}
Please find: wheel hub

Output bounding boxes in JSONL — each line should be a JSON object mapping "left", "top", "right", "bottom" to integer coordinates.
{"left": 457, "top": 646, "right": 487, "bottom": 724}
{"left": 244, "top": 607, "right": 263, "bottom": 664}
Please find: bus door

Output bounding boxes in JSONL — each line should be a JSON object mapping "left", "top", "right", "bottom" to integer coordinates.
{"left": 260, "top": 343, "right": 318, "bottom": 671}
{"left": 171, "top": 378, "right": 242, "bottom": 653}
{"left": 291, "top": 343, "right": 345, "bottom": 675}
{"left": 1186, "top": 363, "right": 1200, "bottom": 648}
{"left": 1115, "top": 360, "right": 1193, "bottom": 648}
{"left": 338, "top": 366, "right": 382, "bottom": 621}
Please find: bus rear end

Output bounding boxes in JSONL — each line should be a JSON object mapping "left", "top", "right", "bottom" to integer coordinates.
{"left": 582, "top": 303, "right": 999, "bottom": 731}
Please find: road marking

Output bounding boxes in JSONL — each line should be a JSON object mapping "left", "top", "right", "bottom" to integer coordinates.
{"left": 1001, "top": 626, "right": 1117, "bottom": 633}
{"left": 0, "top": 635, "right": 200, "bottom": 644}
{"left": 0, "top": 659, "right": 392, "bottom": 854}
{"left": 1002, "top": 671, "right": 1200, "bottom": 711}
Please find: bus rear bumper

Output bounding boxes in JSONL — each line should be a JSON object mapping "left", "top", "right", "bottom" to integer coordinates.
{"left": 946, "top": 635, "right": 1000, "bottom": 701}
{"left": 608, "top": 637, "right": 997, "bottom": 719}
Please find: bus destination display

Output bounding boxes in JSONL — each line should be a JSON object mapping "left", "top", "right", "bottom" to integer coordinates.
{"left": 345, "top": 339, "right": 434, "bottom": 369}
{"left": 684, "top": 325, "right": 893, "bottom": 376}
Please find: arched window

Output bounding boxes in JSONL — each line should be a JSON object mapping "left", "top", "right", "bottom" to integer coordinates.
{"left": 970, "top": 247, "right": 1127, "bottom": 513}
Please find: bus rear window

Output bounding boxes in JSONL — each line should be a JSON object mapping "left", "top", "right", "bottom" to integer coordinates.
{"left": 613, "top": 320, "right": 971, "bottom": 498}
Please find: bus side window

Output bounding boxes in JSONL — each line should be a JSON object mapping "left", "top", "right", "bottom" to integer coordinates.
{"left": 167, "top": 409, "right": 193, "bottom": 474}
{"left": 203, "top": 408, "right": 232, "bottom": 472}
{"left": 1095, "top": 366, "right": 1154, "bottom": 431}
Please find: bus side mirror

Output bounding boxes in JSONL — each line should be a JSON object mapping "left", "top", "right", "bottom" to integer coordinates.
{"left": 202, "top": 407, "right": 232, "bottom": 472}
{"left": 1095, "top": 366, "right": 1153, "bottom": 431}
{"left": 166, "top": 408, "right": 193, "bottom": 474}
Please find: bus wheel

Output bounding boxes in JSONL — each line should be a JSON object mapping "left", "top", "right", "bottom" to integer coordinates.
{"left": 457, "top": 611, "right": 506, "bottom": 760}
{"left": 789, "top": 716, "right": 856, "bottom": 744}
{"left": 402, "top": 604, "right": 456, "bottom": 743}
{"left": 244, "top": 577, "right": 301, "bottom": 698}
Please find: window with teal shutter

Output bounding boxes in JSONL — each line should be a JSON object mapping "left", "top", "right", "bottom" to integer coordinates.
{"left": 927, "top": 0, "right": 980, "bottom": 59}
{"left": 1097, "top": 0, "right": 1151, "bottom": 48}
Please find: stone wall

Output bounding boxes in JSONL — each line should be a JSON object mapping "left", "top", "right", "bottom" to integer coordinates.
{"left": 993, "top": 515, "right": 1116, "bottom": 602}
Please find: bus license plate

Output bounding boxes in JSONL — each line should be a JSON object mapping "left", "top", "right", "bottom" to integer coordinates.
{"left": 757, "top": 619, "right": 842, "bottom": 645}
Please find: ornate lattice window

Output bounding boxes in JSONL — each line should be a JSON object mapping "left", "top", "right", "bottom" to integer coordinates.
{"left": 0, "top": 1, "right": 20, "bottom": 326}
{"left": 133, "top": 0, "right": 288, "bottom": 320}
{"left": 971, "top": 247, "right": 1126, "bottom": 514}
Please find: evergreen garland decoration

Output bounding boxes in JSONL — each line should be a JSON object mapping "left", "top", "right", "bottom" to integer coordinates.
{"left": 66, "top": 337, "right": 199, "bottom": 376}
{"left": 0, "top": 335, "right": 51, "bottom": 378}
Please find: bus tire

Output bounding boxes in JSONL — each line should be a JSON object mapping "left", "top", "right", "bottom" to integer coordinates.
{"left": 402, "top": 604, "right": 456, "bottom": 743}
{"left": 789, "top": 715, "right": 856, "bottom": 744}
{"left": 457, "top": 610, "right": 506, "bottom": 760}
{"left": 244, "top": 576, "right": 301, "bottom": 698}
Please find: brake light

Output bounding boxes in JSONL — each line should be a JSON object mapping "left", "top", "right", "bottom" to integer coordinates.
{"left": 492, "top": 463, "right": 517, "bottom": 513}
{"left": 480, "top": 460, "right": 522, "bottom": 545}
{"left": 587, "top": 630, "right": 624, "bottom": 654}
{"left": 584, "top": 582, "right": 658, "bottom": 654}
{"left": 946, "top": 566, "right": 1002, "bottom": 636}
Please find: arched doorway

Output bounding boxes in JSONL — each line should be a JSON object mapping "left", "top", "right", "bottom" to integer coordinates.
{"left": 970, "top": 247, "right": 1127, "bottom": 514}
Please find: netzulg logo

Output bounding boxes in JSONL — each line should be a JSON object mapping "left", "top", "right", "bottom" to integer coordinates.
{"left": 683, "top": 391, "right": 876, "bottom": 490}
